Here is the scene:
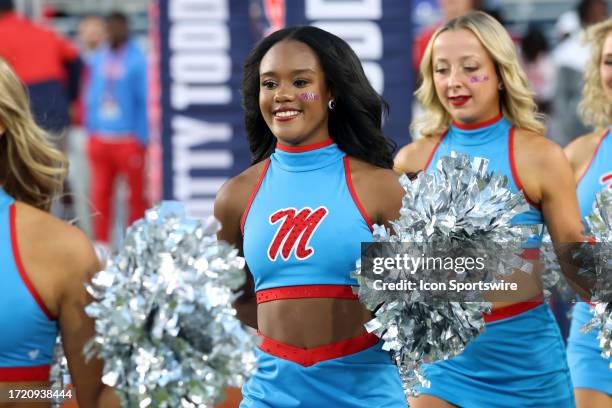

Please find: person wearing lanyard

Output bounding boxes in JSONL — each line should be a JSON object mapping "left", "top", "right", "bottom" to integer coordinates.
{"left": 85, "top": 11, "right": 148, "bottom": 248}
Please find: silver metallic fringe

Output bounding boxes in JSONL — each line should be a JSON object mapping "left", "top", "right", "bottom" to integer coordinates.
{"left": 84, "top": 202, "right": 257, "bottom": 407}
{"left": 353, "top": 153, "right": 532, "bottom": 396}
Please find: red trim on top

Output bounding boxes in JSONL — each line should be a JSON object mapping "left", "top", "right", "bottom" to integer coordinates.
{"left": 276, "top": 138, "right": 334, "bottom": 153}
{"left": 241, "top": 159, "right": 271, "bottom": 235}
{"left": 258, "top": 331, "right": 379, "bottom": 367}
{"left": 343, "top": 157, "right": 374, "bottom": 232}
{"left": 508, "top": 128, "right": 541, "bottom": 209}
{"left": 9, "top": 205, "right": 55, "bottom": 321}
{"left": 577, "top": 128, "right": 610, "bottom": 186}
{"left": 580, "top": 295, "right": 595, "bottom": 307}
{"left": 452, "top": 112, "right": 503, "bottom": 130}
{"left": 256, "top": 285, "right": 357, "bottom": 304}
{"left": 483, "top": 293, "right": 543, "bottom": 323}
{"left": 0, "top": 365, "right": 51, "bottom": 382}
{"left": 423, "top": 129, "right": 449, "bottom": 171}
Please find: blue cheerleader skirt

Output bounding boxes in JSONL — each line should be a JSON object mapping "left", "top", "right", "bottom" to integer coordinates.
{"left": 567, "top": 301, "right": 612, "bottom": 395}
{"left": 414, "top": 300, "right": 574, "bottom": 408}
{"left": 240, "top": 332, "right": 407, "bottom": 408}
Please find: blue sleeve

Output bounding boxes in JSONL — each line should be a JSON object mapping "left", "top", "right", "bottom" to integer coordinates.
{"left": 132, "top": 50, "right": 149, "bottom": 145}
{"left": 84, "top": 55, "right": 101, "bottom": 133}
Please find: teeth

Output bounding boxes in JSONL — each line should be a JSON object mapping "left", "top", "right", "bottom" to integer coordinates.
{"left": 275, "top": 111, "right": 300, "bottom": 117}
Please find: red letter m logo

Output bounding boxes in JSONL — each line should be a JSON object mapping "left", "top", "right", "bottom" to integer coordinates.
{"left": 267, "top": 207, "right": 328, "bottom": 261}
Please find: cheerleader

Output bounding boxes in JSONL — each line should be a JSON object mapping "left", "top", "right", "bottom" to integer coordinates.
{"left": 215, "top": 26, "right": 407, "bottom": 407}
{"left": 0, "top": 58, "right": 118, "bottom": 407}
{"left": 564, "top": 18, "right": 612, "bottom": 408}
{"left": 395, "top": 11, "right": 585, "bottom": 408}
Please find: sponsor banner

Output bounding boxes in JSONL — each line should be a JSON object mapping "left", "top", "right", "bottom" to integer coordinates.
{"left": 158, "top": 0, "right": 254, "bottom": 217}
{"left": 158, "top": 1, "right": 413, "bottom": 217}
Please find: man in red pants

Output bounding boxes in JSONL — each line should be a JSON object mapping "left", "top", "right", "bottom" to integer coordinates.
{"left": 85, "top": 12, "right": 148, "bottom": 245}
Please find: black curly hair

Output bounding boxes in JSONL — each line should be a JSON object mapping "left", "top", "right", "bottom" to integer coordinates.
{"left": 242, "top": 26, "right": 395, "bottom": 168}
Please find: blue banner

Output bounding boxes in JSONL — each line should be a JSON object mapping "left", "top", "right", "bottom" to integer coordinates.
{"left": 158, "top": 0, "right": 413, "bottom": 217}
{"left": 158, "top": 0, "right": 254, "bottom": 217}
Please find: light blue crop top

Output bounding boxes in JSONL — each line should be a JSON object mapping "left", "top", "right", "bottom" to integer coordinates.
{"left": 425, "top": 114, "right": 544, "bottom": 228}
{"left": 576, "top": 128, "right": 611, "bottom": 221}
{"left": 242, "top": 140, "right": 373, "bottom": 294}
{"left": 0, "top": 188, "right": 58, "bottom": 381}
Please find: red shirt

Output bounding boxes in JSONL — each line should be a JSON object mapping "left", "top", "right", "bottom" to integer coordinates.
{"left": 413, "top": 24, "right": 440, "bottom": 72}
{"left": 0, "top": 12, "right": 78, "bottom": 84}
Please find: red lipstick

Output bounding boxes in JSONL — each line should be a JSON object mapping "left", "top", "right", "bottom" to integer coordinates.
{"left": 449, "top": 96, "right": 471, "bottom": 106}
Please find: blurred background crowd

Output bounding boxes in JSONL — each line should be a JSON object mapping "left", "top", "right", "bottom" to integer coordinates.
{"left": 0, "top": 0, "right": 609, "bottom": 251}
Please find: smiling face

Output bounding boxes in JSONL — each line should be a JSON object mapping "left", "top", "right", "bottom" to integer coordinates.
{"left": 600, "top": 31, "right": 612, "bottom": 103}
{"left": 432, "top": 29, "right": 501, "bottom": 124}
{"left": 259, "top": 40, "right": 332, "bottom": 146}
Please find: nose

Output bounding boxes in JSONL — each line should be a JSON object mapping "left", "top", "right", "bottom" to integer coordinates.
{"left": 274, "top": 82, "right": 295, "bottom": 103}
{"left": 447, "top": 68, "right": 462, "bottom": 90}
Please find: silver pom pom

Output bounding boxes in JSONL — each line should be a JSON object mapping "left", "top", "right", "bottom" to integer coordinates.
{"left": 539, "top": 232, "right": 574, "bottom": 300}
{"left": 85, "top": 201, "right": 258, "bottom": 407}
{"left": 354, "top": 153, "right": 532, "bottom": 396}
{"left": 583, "top": 189, "right": 612, "bottom": 366}
{"left": 49, "top": 338, "right": 71, "bottom": 407}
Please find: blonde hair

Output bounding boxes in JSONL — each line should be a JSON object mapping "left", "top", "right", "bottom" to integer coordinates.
{"left": 578, "top": 18, "right": 612, "bottom": 128}
{"left": 0, "top": 58, "right": 67, "bottom": 211}
{"left": 413, "top": 11, "right": 545, "bottom": 138}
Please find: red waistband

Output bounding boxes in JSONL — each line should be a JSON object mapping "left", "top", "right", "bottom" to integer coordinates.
{"left": 258, "top": 286, "right": 543, "bottom": 322}
{"left": 0, "top": 365, "right": 50, "bottom": 382}
{"left": 256, "top": 285, "right": 357, "bottom": 304}
{"left": 258, "top": 331, "right": 379, "bottom": 367}
{"left": 484, "top": 293, "right": 544, "bottom": 323}
{"left": 521, "top": 248, "right": 540, "bottom": 260}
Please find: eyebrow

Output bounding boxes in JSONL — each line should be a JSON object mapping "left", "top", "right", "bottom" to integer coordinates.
{"left": 260, "top": 68, "right": 316, "bottom": 77}
{"left": 434, "top": 56, "right": 481, "bottom": 63}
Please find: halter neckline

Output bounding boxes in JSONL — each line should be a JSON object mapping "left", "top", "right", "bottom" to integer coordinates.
{"left": 272, "top": 141, "right": 344, "bottom": 172}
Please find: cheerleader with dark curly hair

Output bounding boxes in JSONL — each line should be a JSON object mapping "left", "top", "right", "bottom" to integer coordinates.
{"left": 215, "top": 26, "right": 407, "bottom": 407}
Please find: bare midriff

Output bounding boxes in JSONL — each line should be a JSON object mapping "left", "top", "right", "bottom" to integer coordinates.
{"left": 257, "top": 298, "right": 372, "bottom": 349}
{"left": 487, "top": 262, "right": 543, "bottom": 309}
{"left": 258, "top": 262, "right": 543, "bottom": 348}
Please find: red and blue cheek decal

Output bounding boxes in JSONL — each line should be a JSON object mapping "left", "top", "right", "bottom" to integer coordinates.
{"left": 299, "top": 92, "right": 321, "bottom": 101}
{"left": 469, "top": 74, "right": 489, "bottom": 83}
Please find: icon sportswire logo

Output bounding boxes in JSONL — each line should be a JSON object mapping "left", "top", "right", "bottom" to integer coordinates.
{"left": 267, "top": 206, "right": 328, "bottom": 261}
